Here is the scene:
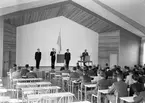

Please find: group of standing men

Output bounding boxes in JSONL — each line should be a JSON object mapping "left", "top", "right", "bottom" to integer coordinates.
{"left": 35, "top": 48, "right": 89, "bottom": 69}
{"left": 35, "top": 48, "right": 71, "bottom": 69}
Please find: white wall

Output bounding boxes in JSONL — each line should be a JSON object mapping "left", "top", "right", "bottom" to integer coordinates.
{"left": 16, "top": 16, "right": 98, "bottom": 66}
{"left": 0, "top": 17, "right": 4, "bottom": 77}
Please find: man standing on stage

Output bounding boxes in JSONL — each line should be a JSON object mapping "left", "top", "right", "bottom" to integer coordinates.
{"left": 82, "top": 49, "right": 89, "bottom": 66}
{"left": 35, "top": 48, "right": 41, "bottom": 69}
{"left": 50, "top": 48, "right": 56, "bottom": 69}
{"left": 64, "top": 49, "right": 71, "bottom": 69}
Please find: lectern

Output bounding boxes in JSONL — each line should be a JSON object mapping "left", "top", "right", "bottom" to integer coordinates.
{"left": 57, "top": 54, "right": 64, "bottom": 63}
{"left": 78, "top": 55, "right": 93, "bottom": 66}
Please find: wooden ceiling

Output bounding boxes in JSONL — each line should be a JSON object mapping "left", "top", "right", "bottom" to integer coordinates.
{"left": 4, "top": 1, "right": 118, "bottom": 33}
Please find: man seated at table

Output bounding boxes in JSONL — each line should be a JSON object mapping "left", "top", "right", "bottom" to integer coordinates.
{"left": 94, "top": 70, "right": 112, "bottom": 93}
{"left": 107, "top": 73, "right": 128, "bottom": 103}
{"left": 9, "top": 64, "right": 17, "bottom": 74}
{"left": 110, "top": 72, "right": 117, "bottom": 84}
{"left": 125, "top": 70, "right": 134, "bottom": 86}
{"left": 133, "top": 91, "right": 145, "bottom": 103}
{"left": 60, "top": 66, "right": 71, "bottom": 74}
{"left": 26, "top": 66, "right": 37, "bottom": 78}
{"left": 129, "top": 74, "right": 144, "bottom": 96}
{"left": 12, "top": 66, "right": 21, "bottom": 79}
{"left": 91, "top": 69, "right": 102, "bottom": 83}
{"left": 21, "top": 64, "right": 30, "bottom": 78}
{"left": 70, "top": 67, "right": 80, "bottom": 80}
{"left": 77, "top": 68, "right": 91, "bottom": 84}
{"left": 88, "top": 66, "right": 96, "bottom": 76}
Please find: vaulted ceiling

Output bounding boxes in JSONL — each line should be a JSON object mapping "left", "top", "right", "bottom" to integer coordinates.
{"left": 0, "top": 0, "right": 145, "bottom": 37}
{"left": 4, "top": 0, "right": 119, "bottom": 33}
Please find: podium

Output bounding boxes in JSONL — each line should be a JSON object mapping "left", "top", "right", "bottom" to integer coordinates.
{"left": 57, "top": 54, "right": 64, "bottom": 63}
{"left": 78, "top": 55, "right": 93, "bottom": 66}
{"left": 84, "top": 56, "right": 90, "bottom": 61}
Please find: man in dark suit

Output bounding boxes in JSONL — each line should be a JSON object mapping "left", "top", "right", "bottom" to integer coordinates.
{"left": 35, "top": 48, "right": 41, "bottom": 69}
{"left": 107, "top": 73, "right": 128, "bottom": 103}
{"left": 81, "top": 49, "right": 89, "bottom": 66}
{"left": 26, "top": 66, "right": 37, "bottom": 78}
{"left": 129, "top": 74, "right": 144, "bottom": 96}
{"left": 50, "top": 48, "right": 56, "bottom": 69}
{"left": 64, "top": 49, "right": 71, "bottom": 69}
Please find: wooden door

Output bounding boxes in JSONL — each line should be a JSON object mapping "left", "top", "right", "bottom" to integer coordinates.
{"left": 109, "top": 54, "right": 118, "bottom": 68}
{"left": 3, "top": 51, "right": 10, "bottom": 77}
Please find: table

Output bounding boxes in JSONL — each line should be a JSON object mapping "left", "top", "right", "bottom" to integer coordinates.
{"left": 27, "top": 92, "right": 74, "bottom": 102}
{"left": 9, "top": 99, "right": 23, "bottom": 103}
{"left": 0, "top": 88, "right": 7, "bottom": 93}
{"left": 120, "top": 96, "right": 134, "bottom": 103}
{"left": 78, "top": 61, "right": 93, "bottom": 66}
{"left": 98, "top": 89, "right": 109, "bottom": 94}
{"left": 13, "top": 78, "right": 42, "bottom": 82}
{"left": 22, "top": 86, "right": 60, "bottom": 101}
{"left": 17, "top": 82, "right": 51, "bottom": 88}
{"left": 84, "top": 84, "right": 96, "bottom": 100}
{"left": 90, "top": 76, "right": 97, "bottom": 79}
{"left": 98, "top": 89, "right": 109, "bottom": 103}
{"left": 22, "top": 86, "right": 60, "bottom": 92}
{"left": 0, "top": 96, "right": 10, "bottom": 102}
{"left": 72, "top": 101, "right": 91, "bottom": 103}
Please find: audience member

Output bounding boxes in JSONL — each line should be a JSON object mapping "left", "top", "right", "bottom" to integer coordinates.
{"left": 91, "top": 69, "right": 102, "bottom": 83}
{"left": 129, "top": 74, "right": 144, "bottom": 96}
{"left": 88, "top": 66, "right": 96, "bottom": 76}
{"left": 26, "top": 66, "right": 37, "bottom": 78}
{"left": 12, "top": 66, "right": 21, "bottom": 79}
{"left": 21, "top": 64, "right": 30, "bottom": 77}
{"left": 77, "top": 69, "right": 91, "bottom": 84}
{"left": 9, "top": 64, "right": 17, "bottom": 73}
{"left": 110, "top": 72, "right": 117, "bottom": 84}
{"left": 70, "top": 67, "right": 80, "bottom": 80}
{"left": 125, "top": 70, "right": 134, "bottom": 86}
{"left": 107, "top": 73, "right": 128, "bottom": 103}
{"left": 94, "top": 70, "right": 111, "bottom": 92}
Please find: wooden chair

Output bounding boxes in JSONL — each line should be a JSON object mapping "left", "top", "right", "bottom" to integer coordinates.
{"left": 91, "top": 94, "right": 98, "bottom": 103}
{"left": 78, "top": 83, "right": 83, "bottom": 101}
{"left": 28, "top": 96, "right": 52, "bottom": 103}
{"left": 58, "top": 95, "right": 75, "bottom": 103}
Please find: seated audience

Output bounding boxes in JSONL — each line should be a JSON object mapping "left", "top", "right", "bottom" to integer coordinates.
{"left": 133, "top": 91, "right": 145, "bottom": 103}
{"left": 21, "top": 64, "right": 30, "bottom": 77}
{"left": 129, "top": 74, "right": 144, "bottom": 96}
{"left": 12, "top": 67, "right": 21, "bottom": 79}
{"left": 107, "top": 73, "right": 128, "bottom": 103}
{"left": 70, "top": 67, "right": 80, "bottom": 80}
{"left": 26, "top": 66, "right": 37, "bottom": 78}
{"left": 125, "top": 70, "right": 134, "bottom": 86}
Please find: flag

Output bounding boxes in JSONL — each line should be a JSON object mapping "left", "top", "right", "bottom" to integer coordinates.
{"left": 57, "top": 29, "right": 62, "bottom": 54}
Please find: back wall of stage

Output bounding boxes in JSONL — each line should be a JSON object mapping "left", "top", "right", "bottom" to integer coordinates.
{"left": 16, "top": 16, "right": 98, "bottom": 66}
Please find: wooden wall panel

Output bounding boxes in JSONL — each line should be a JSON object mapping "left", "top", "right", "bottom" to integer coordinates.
{"left": 4, "top": 1, "right": 118, "bottom": 33}
{"left": 3, "top": 23, "right": 16, "bottom": 70}
{"left": 119, "top": 29, "right": 141, "bottom": 67}
{"left": 98, "top": 30, "right": 120, "bottom": 67}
